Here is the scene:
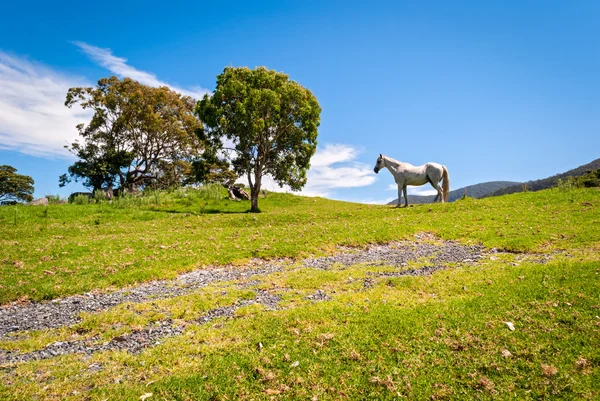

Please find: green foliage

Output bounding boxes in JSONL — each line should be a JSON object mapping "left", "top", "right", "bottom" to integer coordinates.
{"left": 45, "top": 194, "right": 64, "bottom": 204}
{"left": 0, "top": 165, "right": 34, "bottom": 204}
{"left": 195, "top": 183, "right": 225, "bottom": 201}
{"left": 62, "top": 76, "right": 203, "bottom": 191}
{"left": 556, "top": 169, "right": 600, "bottom": 191}
{"left": 557, "top": 176, "right": 577, "bottom": 190}
{"left": 72, "top": 194, "right": 91, "bottom": 205}
{"left": 196, "top": 66, "right": 321, "bottom": 211}
{"left": 575, "top": 168, "right": 600, "bottom": 188}
{"left": 192, "top": 148, "right": 237, "bottom": 185}
{"left": 93, "top": 189, "right": 108, "bottom": 203}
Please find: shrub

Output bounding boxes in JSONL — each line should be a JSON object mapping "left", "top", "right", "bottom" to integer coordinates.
{"left": 576, "top": 169, "right": 600, "bottom": 188}
{"left": 73, "top": 194, "right": 91, "bottom": 205}
{"left": 93, "top": 189, "right": 108, "bottom": 203}
{"left": 557, "top": 176, "right": 577, "bottom": 190}
{"left": 197, "top": 184, "right": 224, "bottom": 201}
{"left": 46, "top": 194, "right": 65, "bottom": 204}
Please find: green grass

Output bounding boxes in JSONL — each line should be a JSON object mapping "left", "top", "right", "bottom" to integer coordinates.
{"left": 0, "top": 187, "right": 599, "bottom": 400}
{"left": 1, "top": 188, "right": 598, "bottom": 304}
{"left": 1, "top": 255, "right": 598, "bottom": 400}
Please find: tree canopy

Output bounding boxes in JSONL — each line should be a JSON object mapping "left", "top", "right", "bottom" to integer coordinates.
{"left": 196, "top": 66, "right": 321, "bottom": 211}
{"left": 0, "top": 165, "right": 34, "bottom": 203}
{"left": 61, "top": 76, "right": 203, "bottom": 192}
{"left": 192, "top": 148, "right": 237, "bottom": 186}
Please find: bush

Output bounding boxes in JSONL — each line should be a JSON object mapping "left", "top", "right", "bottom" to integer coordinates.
{"left": 197, "top": 184, "right": 225, "bottom": 201}
{"left": 577, "top": 169, "right": 600, "bottom": 188}
{"left": 557, "top": 176, "right": 578, "bottom": 191}
{"left": 46, "top": 194, "right": 65, "bottom": 204}
{"left": 73, "top": 194, "right": 91, "bottom": 205}
{"left": 93, "top": 189, "right": 108, "bottom": 203}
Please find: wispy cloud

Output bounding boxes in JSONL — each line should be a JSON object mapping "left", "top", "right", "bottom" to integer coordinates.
{"left": 1, "top": 46, "right": 210, "bottom": 158}
{"left": 0, "top": 51, "right": 91, "bottom": 158}
{"left": 386, "top": 183, "right": 438, "bottom": 196}
{"left": 72, "top": 41, "right": 209, "bottom": 99}
{"left": 310, "top": 143, "right": 358, "bottom": 167}
{"left": 357, "top": 197, "right": 395, "bottom": 205}
{"left": 407, "top": 187, "right": 438, "bottom": 196}
{"left": 253, "top": 144, "right": 377, "bottom": 197}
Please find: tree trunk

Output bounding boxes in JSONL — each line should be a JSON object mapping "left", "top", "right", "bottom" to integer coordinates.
{"left": 250, "top": 174, "right": 262, "bottom": 212}
{"left": 250, "top": 188, "right": 260, "bottom": 212}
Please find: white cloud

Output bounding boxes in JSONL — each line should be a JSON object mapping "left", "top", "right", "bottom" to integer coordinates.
{"left": 385, "top": 183, "right": 437, "bottom": 196}
{"left": 243, "top": 144, "right": 377, "bottom": 198}
{"left": 72, "top": 42, "right": 209, "bottom": 99}
{"left": 0, "top": 51, "right": 91, "bottom": 158}
{"left": 304, "top": 144, "right": 376, "bottom": 196}
{"left": 310, "top": 143, "right": 357, "bottom": 167}
{"left": 357, "top": 197, "right": 395, "bottom": 205}
{"left": 407, "top": 187, "right": 438, "bottom": 196}
{"left": 0, "top": 46, "right": 210, "bottom": 158}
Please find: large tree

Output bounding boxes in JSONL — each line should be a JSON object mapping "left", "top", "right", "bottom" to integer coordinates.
{"left": 196, "top": 67, "right": 321, "bottom": 212}
{"left": 0, "top": 165, "right": 34, "bottom": 203}
{"left": 61, "top": 76, "right": 203, "bottom": 192}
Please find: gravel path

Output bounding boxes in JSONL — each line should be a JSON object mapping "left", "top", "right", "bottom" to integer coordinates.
{"left": 0, "top": 238, "right": 490, "bottom": 364}
{"left": 302, "top": 241, "right": 483, "bottom": 270}
{"left": 0, "top": 291, "right": 281, "bottom": 364}
{"left": 0, "top": 262, "right": 284, "bottom": 337}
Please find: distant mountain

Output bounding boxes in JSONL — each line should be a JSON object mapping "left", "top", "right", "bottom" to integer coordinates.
{"left": 484, "top": 158, "right": 600, "bottom": 198}
{"left": 387, "top": 181, "right": 520, "bottom": 205}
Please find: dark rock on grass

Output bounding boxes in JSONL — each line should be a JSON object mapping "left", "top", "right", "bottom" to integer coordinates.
{"left": 305, "top": 290, "right": 331, "bottom": 302}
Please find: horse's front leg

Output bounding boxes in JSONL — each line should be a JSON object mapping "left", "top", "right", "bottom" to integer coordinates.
{"left": 396, "top": 184, "right": 403, "bottom": 208}
{"left": 403, "top": 185, "right": 409, "bottom": 207}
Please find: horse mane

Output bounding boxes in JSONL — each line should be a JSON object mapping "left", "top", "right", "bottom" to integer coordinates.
{"left": 382, "top": 155, "right": 402, "bottom": 165}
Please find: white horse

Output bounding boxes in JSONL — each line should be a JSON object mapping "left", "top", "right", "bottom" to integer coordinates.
{"left": 373, "top": 154, "right": 450, "bottom": 208}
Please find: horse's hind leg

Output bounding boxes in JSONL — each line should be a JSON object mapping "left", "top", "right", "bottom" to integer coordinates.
{"left": 429, "top": 178, "right": 444, "bottom": 203}
{"left": 427, "top": 173, "right": 443, "bottom": 203}
{"left": 432, "top": 181, "right": 444, "bottom": 203}
{"left": 432, "top": 183, "right": 440, "bottom": 202}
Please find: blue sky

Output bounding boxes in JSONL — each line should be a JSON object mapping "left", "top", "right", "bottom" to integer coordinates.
{"left": 1, "top": 1, "right": 599, "bottom": 203}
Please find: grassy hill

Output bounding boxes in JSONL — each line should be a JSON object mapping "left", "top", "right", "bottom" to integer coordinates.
{"left": 1, "top": 187, "right": 599, "bottom": 400}
{"left": 387, "top": 181, "right": 520, "bottom": 205}
{"left": 485, "top": 158, "right": 600, "bottom": 197}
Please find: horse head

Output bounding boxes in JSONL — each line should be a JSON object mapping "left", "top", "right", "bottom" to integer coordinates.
{"left": 373, "top": 154, "right": 384, "bottom": 174}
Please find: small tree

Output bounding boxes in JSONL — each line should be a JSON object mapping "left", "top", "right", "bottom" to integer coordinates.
{"left": 196, "top": 67, "right": 321, "bottom": 212}
{"left": 0, "top": 165, "right": 34, "bottom": 203}
{"left": 61, "top": 76, "right": 203, "bottom": 192}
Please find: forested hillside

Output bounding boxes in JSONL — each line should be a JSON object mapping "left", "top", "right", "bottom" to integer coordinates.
{"left": 485, "top": 158, "right": 600, "bottom": 197}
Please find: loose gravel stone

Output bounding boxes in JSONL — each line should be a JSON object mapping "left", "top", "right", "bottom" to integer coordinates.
{"left": 0, "top": 261, "right": 285, "bottom": 338}
{"left": 0, "top": 291, "right": 281, "bottom": 364}
{"left": 305, "top": 290, "right": 331, "bottom": 302}
{"left": 303, "top": 241, "right": 483, "bottom": 270}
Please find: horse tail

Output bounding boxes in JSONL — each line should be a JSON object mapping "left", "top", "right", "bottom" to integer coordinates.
{"left": 442, "top": 166, "right": 450, "bottom": 202}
